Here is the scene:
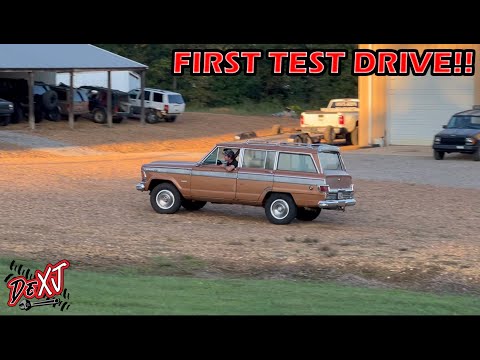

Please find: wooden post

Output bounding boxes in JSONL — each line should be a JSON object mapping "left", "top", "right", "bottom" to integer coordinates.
{"left": 140, "top": 70, "right": 145, "bottom": 126}
{"left": 107, "top": 71, "right": 112, "bottom": 128}
{"left": 68, "top": 71, "right": 75, "bottom": 129}
{"left": 28, "top": 72, "right": 35, "bottom": 130}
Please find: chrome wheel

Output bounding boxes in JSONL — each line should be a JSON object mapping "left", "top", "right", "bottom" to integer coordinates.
{"left": 150, "top": 183, "right": 182, "bottom": 214}
{"left": 270, "top": 199, "right": 289, "bottom": 220}
{"left": 156, "top": 190, "right": 175, "bottom": 209}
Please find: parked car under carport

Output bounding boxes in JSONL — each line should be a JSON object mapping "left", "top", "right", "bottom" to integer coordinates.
{"left": 51, "top": 84, "right": 90, "bottom": 120}
{"left": 0, "top": 97, "right": 14, "bottom": 126}
{"left": 79, "top": 86, "right": 130, "bottom": 124}
{"left": 0, "top": 78, "right": 60, "bottom": 123}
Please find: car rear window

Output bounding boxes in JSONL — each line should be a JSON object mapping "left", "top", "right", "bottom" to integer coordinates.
{"left": 318, "top": 152, "right": 343, "bottom": 171}
{"left": 168, "top": 94, "right": 184, "bottom": 104}
{"left": 331, "top": 100, "right": 358, "bottom": 108}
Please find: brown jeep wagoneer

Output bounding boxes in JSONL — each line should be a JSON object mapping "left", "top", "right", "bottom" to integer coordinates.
{"left": 136, "top": 140, "right": 356, "bottom": 225}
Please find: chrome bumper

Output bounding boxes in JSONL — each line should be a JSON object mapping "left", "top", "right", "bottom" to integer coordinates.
{"left": 318, "top": 198, "right": 356, "bottom": 209}
{"left": 136, "top": 182, "right": 146, "bottom": 191}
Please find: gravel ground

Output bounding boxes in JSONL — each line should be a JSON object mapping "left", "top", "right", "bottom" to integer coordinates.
{"left": 1, "top": 113, "right": 479, "bottom": 296}
{"left": 343, "top": 147, "right": 480, "bottom": 189}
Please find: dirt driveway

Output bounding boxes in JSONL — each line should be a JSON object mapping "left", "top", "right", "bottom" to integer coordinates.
{"left": 1, "top": 113, "right": 479, "bottom": 296}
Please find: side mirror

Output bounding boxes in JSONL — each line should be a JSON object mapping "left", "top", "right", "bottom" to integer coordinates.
{"left": 442, "top": 125, "right": 447, "bottom": 129}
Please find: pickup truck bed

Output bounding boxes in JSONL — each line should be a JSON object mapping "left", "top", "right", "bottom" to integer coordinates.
{"left": 300, "top": 98, "right": 359, "bottom": 145}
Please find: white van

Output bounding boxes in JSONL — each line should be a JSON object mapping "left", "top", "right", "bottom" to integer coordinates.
{"left": 125, "top": 88, "right": 186, "bottom": 123}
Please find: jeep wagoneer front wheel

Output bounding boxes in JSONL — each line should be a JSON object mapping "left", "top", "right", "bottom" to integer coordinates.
{"left": 150, "top": 183, "right": 182, "bottom": 214}
{"left": 265, "top": 194, "right": 297, "bottom": 225}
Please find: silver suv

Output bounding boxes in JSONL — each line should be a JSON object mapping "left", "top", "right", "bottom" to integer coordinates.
{"left": 125, "top": 87, "right": 185, "bottom": 123}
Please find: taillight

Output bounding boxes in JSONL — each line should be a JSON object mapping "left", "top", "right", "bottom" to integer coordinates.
{"left": 164, "top": 104, "right": 169, "bottom": 113}
{"left": 338, "top": 114, "right": 345, "bottom": 125}
{"left": 300, "top": 115, "right": 304, "bottom": 125}
{"left": 318, "top": 185, "right": 330, "bottom": 192}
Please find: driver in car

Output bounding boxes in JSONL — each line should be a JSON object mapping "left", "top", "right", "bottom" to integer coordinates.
{"left": 218, "top": 149, "right": 238, "bottom": 172}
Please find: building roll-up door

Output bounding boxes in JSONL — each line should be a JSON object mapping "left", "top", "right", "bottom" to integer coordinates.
{"left": 387, "top": 74, "right": 474, "bottom": 145}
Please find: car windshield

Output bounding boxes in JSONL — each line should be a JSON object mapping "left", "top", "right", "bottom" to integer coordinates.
{"left": 446, "top": 115, "right": 480, "bottom": 129}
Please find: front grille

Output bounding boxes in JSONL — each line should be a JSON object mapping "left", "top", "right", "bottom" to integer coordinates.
{"left": 440, "top": 137, "right": 466, "bottom": 146}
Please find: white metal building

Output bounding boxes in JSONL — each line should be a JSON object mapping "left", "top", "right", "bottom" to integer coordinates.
{"left": 56, "top": 70, "right": 141, "bottom": 93}
{"left": 358, "top": 44, "right": 480, "bottom": 147}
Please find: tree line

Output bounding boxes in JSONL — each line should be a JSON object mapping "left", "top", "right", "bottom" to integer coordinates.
{"left": 97, "top": 44, "right": 358, "bottom": 111}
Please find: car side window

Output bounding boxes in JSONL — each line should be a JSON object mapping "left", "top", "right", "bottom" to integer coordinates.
{"left": 153, "top": 92, "right": 163, "bottom": 102}
{"left": 219, "top": 147, "right": 239, "bottom": 163}
{"left": 265, "top": 151, "right": 276, "bottom": 170}
{"left": 128, "top": 89, "right": 139, "bottom": 100}
{"left": 202, "top": 147, "right": 220, "bottom": 165}
{"left": 143, "top": 91, "right": 151, "bottom": 101}
{"left": 277, "top": 152, "right": 317, "bottom": 173}
{"left": 243, "top": 149, "right": 267, "bottom": 168}
{"left": 203, "top": 147, "right": 240, "bottom": 165}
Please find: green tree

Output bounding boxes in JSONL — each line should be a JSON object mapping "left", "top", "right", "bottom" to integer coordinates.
{"left": 95, "top": 44, "right": 358, "bottom": 111}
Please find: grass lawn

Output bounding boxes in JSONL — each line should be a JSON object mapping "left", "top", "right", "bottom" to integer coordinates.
{"left": 1, "top": 258, "right": 479, "bottom": 315}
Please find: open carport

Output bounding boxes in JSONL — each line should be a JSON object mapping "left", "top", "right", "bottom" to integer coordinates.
{"left": 0, "top": 44, "right": 148, "bottom": 129}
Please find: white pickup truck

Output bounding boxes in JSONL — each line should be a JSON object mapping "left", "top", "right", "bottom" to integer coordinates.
{"left": 300, "top": 98, "right": 359, "bottom": 145}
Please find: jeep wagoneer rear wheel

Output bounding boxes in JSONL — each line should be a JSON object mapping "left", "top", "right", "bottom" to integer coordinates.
{"left": 150, "top": 183, "right": 182, "bottom": 214}
{"left": 265, "top": 194, "right": 297, "bottom": 225}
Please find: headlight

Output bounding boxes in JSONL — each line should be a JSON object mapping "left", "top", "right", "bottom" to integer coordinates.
{"left": 434, "top": 137, "right": 441, "bottom": 143}
{"left": 466, "top": 137, "right": 476, "bottom": 144}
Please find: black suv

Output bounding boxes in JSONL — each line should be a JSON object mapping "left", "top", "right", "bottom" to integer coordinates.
{"left": 0, "top": 97, "right": 14, "bottom": 126}
{"left": 0, "top": 78, "right": 60, "bottom": 123}
{"left": 432, "top": 107, "right": 480, "bottom": 161}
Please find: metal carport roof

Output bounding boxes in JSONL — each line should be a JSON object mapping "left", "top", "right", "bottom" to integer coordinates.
{"left": 0, "top": 44, "right": 148, "bottom": 129}
{"left": 0, "top": 44, "right": 148, "bottom": 72}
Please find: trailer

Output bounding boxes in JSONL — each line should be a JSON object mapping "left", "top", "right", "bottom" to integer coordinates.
{"left": 234, "top": 126, "right": 327, "bottom": 145}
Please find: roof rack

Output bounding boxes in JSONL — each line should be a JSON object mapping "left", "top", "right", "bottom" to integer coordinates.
{"left": 243, "top": 139, "right": 340, "bottom": 151}
{"left": 244, "top": 139, "right": 310, "bottom": 145}
{"left": 244, "top": 139, "right": 285, "bottom": 145}
{"left": 244, "top": 139, "right": 318, "bottom": 148}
